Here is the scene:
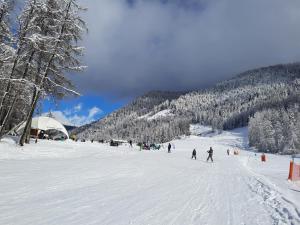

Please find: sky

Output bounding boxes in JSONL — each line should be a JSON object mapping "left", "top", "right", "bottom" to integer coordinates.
{"left": 43, "top": 0, "right": 300, "bottom": 126}
{"left": 41, "top": 96, "right": 128, "bottom": 127}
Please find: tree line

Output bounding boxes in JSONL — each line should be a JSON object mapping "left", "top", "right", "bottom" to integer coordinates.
{"left": 249, "top": 104, "right": 300, "bottom": 154}
{"left": 0, "top": 0, "right": 86, "bottom": 145}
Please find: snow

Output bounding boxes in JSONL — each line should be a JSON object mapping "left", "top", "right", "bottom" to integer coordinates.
{"left": 0, "top": 128, "right": 300, "bottom": 225}
{"left": 139, "top": 109, "right": 174, "bottom": 121}
{"left": 147, "top": 109, "right": 173, "bottom": 120}
{"left": 189, "top": 124, "right": 213, "bottom": 136}
{"left": 138, "top": 112, "right": 151, "bottom": 120}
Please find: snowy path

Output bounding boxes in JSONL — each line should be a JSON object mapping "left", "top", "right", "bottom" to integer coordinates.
{"left": 0, "top": 129, "right": 300, "bottom": 225}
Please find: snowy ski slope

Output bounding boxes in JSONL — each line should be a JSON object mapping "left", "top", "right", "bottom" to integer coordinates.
{"left": 0, "top": 128, "right": 299, "bottom": 225}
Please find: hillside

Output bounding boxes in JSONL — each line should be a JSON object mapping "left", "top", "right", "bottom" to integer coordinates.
{"left": 72, "top": 63, "right": 300, "bottom": 150}
{"left": 72, "top": 91, "right": 186, "bottom": 142}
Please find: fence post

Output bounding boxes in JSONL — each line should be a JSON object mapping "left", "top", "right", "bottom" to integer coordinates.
{"left": 288, "top": 161, "right": 294, "bottom": 180}
{"left": 261, "top": 154, "right": 266, "bottom": 162}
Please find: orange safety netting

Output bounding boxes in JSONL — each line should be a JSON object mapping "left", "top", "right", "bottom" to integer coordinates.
{"left": 288, "top": 161, "right": 300, "bottom": 181}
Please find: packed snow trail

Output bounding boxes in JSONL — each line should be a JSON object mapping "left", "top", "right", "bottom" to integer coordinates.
{"left": 0, "top": 128, "right": 299, "bottom": 225}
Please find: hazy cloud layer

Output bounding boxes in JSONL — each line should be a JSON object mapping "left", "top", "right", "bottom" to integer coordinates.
{"left": 74, "top": 0, "right": 300, "bottom": 98}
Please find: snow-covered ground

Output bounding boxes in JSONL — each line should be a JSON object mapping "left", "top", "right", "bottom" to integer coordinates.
{"left": 0, "top": 128, "right": 300, "bottom": 225}
{"left": 147, "top": 109, "right": 174, "bottom": 121}
{"left": 138, "top": 109, "right": 174, "bottom": 121}
{"left": 189, "top": 124, "right": 215, "bottom": 136}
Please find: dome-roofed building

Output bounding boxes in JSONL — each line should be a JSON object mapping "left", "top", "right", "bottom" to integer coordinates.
{"left": 17, "top": 116, "right": 69, "bottom": 140}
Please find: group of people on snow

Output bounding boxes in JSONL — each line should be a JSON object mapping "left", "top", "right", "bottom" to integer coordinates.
{"left": 190, "top": 147, "right": 214, "bottom": 162}
{"left": 167, "top": 142, "right": 214, "bottom": 162}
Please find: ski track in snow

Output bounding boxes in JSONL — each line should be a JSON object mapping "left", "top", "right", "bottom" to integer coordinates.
{"left": 240, "top": 159, "right": 300, "bottom": 225}
{"left": 0, "top": 128, "right": 300, "bottom": 225}
{"left": 246, "top": 176, "right": 300, "bottom": 225}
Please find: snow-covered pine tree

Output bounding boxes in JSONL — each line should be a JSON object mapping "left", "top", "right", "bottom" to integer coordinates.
{"left": 0, "top": 0, "right": 14, "bottom": 108}
{"left": 0, "top": 0, "right": 40, "bottom": 137}
{"left": 249, "top": 104, "right": 300, "bottom": 154}
{"left": 0, "top": 0, "right": 14, "bottom": 67}
{"left": 19, "top": 0, "right": 86, "bottom": 145}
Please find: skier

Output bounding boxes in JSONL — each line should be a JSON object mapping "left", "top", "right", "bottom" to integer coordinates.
{"left": 129, "top": 140, "right": 133, "bottom": 148}
{"left": 227, "top": 149, "right": 230, "bottom": 156}
{"left": 168, "top": 143, "right": 171, "bottom": 153}
{"left": 207, "top": 147, "right": 214, "bottom": 162}
{"left": 191, "top": 149, "right": 197, "bottom": 160}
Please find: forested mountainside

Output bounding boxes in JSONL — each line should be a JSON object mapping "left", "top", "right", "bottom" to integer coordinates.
{"left": 72, "top": 63, "right": 300, "bottom": 153}
{"left": 172, "top": 63, "right": 300, "bottom": 130}
{"left": 249, "top": 104, "right": 300, "bottom": 154}
{"left": 72, "top": 91, "right": 187, "bottom": 143}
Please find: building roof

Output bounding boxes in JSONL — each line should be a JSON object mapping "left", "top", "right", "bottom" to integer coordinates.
{"left": 17, "top": 117, "right": 69, "bottom": 139}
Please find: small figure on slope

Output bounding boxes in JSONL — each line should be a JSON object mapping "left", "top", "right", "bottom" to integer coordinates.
{"left": 191, "top": 149, "right": 197, "bottom": 160}
{"left": 168, "top": 143, "right": 172, "bottom": 153}
{"left": 207, "top": 147, "right": 214, "bottom": 162}
{"left": 227, "top": 149, "right": 230, "bottom": 156}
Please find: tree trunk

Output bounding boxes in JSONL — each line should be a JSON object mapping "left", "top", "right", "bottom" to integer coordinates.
{"left": 19, "top": 88, "right": 39, "bottom": 146}
{"left": 25, "top": 118, "right": 32, "bottom": 144}
{"left": 0, "top": 95, "right": 17, "bottom": 139}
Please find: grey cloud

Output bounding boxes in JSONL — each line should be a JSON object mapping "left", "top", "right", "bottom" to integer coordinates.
{"left": 73, "top": 0, "right": 300, "bottom": 98}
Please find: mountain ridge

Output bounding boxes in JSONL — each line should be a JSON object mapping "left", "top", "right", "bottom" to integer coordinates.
{"left": 72, "top": 62, "right": 300, "bottom": 150}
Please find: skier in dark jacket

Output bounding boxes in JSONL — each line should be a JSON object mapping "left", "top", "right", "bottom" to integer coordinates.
{"left": 168, "top": 143, "right": 171, "bottom": 153}
{"left": 207, "top": 147, "right": 214, "bottom": 162}
{"left": 191, "top": 149, "right": 197, "bottom": 160}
